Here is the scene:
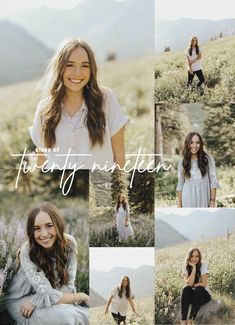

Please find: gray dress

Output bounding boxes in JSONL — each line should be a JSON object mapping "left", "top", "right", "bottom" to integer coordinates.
{"left": 176, "top": 154, "right": 220, "bottom": 207}
{"left": 4, "top": 234, "right": 88, "bottom": 325}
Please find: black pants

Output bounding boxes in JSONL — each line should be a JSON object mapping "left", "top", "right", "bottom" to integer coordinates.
{"left": 187, "top": 69, "right": 205, "bottom": 87}
{"left": 181, "top": 286, "right": 211, "bottom": 320}
{"left": 111, "top": 312, "right": 126, "bottom": 325}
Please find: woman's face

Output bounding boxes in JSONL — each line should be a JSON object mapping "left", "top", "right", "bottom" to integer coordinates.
{"left": 63, "top": 46, "right": 91, "bottom": 94}
{"left": 192, "top": 37, "right": 197, "bottom": 46}
{"left": 119, "top": 195, "right": 124, "bottom": 203}
{"left": 122, "top": 277, "right": 129, "bottom": 287}
{"left": 189, "top": 134, "right": 200, "bottom": 155}
{"left": 189, "top": 250, "right": 200, "bottom": 265}
{"left": 34, "top": 211, "right": 57, "bottom": 249}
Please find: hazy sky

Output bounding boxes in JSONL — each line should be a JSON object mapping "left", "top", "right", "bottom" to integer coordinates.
{"left": 0, "top": 0, "right": 126, "bottom": 18}
{"left": 155, "top": 208, "right": 219, "bottom": 218}
{"left": 156, "top": 0, "right": 235, "bottom": 20}
{"left": 90, "top": 247, "right": 154, "bottom": 272}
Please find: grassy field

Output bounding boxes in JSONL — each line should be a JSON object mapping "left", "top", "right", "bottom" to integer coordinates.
{"left": 155, "top": 235, "right": 235, "bottom": 324}
{"left": 90, "top": 296, "right": 154, "bottom": 325}
{"left": 0, "top": 55, "right": 154, "bottom": 169}
{"left": 155, "top": 35, "right": 235, "bottom": 104}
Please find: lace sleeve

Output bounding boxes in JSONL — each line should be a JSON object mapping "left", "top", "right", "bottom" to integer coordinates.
{"left": 20, "top": 243, "right": 63, "bottom": 308}
{"left": 61, "top": 234, "right": 77, "bottom": 293}
{"left": 176, "top": 159, "right": 185, "bottom": 191}
{"left": 208, "top": 155, "right": 221, "bottom": 189}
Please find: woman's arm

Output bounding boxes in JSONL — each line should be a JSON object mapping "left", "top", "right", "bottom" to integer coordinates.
{"left": 111, "top": 127, "right": 125, "bottom": 168}
{"left": 105, "top": 295, "right": 113, "bottom": 315}
{"left": 209, "top": 188, "right": 216, "bottom": 207}
{"left": 128, "top": 297, "right": 140, "bottom": 317}
{"left": 192, "top": 52, "right": 202, "bottom": 64}
{"left": 125, "top": 203, "right": 130, "bottom": 226}
{"left": 193, "top": 274, "right": 208, "bottom": 288}
{"left": 36, "top": 150, "right": 47, "bottom": 167}
{"left": 177, "top": 191, "right": 183, "bottom": 208}
{"left": 184, "top": 264, "right": 196, "bottom": 287}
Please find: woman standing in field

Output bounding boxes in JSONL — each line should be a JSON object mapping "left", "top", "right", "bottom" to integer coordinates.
{"left": 177, "top": 132, "right": 220, "bottom": 207}
{"left": 115, "top": 194, "right": 134, "bottom": 243}
{"left": 5, "top": 202, "right": 89, "bottom": 325}
{"left": 181, "top": 248, "right": 211, "bottom": 325}
{"left": 105, "top": 276, "right": 139, "bottom": 325}
{"left": 29, "top": 39, "right": 129, "bottom": 169}
{"left": 186, "top": 36, "right": 205, "bottom": 88}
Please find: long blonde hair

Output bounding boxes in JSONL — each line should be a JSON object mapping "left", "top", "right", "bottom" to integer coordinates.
{"left": 38, "top": 39, "right": 106, "bottom": 148}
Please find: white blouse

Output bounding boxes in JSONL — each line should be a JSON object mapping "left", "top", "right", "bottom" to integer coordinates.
{"left": 111, "top": 286, "right": 132, "bottom": 316}
{"left": 29, "top": 87, "right": 129, "bottom": 169}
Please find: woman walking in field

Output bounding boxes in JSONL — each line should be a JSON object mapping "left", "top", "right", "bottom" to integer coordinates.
{"left": 115, "top": 194, "right": 134, "bottom": 243}
{"left": 186, "top": 36, "right": 205, "bottom": 89}
{"left": 5, "top": 202, "right": 89, "bottom": 325}
{"left": 105, "top": 276, "right": 139, "bottom": 325}
{"left": 181, "top": 248, "right": 211, "bottom": 325}
{"left": 29, "top": 39, "right": 129, "bottom": 169}
{"left": 177, "top": 132, "right": 220, "bottom": 207}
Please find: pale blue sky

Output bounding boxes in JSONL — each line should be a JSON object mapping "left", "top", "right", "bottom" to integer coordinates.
{"left": 90, "top": 247, "right": 154, "bottom": 272}
{"left": 156, "top": 0, "right": 235, "bottom": 20}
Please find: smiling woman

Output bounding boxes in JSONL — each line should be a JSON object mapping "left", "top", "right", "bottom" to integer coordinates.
{"left": 4, "top": 202, "right": 89, "bottom": 325}
{"left": 176, "top": 132, "right": 220, "bottom": 208}
{"left": 29, "top": 39, "right": 129, "bottom": 169}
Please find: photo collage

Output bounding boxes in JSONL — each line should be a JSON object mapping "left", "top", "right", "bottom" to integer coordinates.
{"left": 0, "top": 0, "right": 234, "bottom": 324}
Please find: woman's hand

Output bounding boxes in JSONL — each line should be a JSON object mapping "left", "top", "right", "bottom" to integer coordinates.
{"left": 75, "top": 292, "right": 89, "bottom": 305}
{"left": 125, "top": 221, "right": 129, "bottom": 227}
{"left": 133, "top": 310, "right": 140, "bottom": 317}
{"left": 20, "top": 299, "right": 36, "bottom": 318}
{"left": 209, "top": 200, "right": 215, "bottom": 208}
{"left": 188, "top": 261, "right": 196, "bottom": 268}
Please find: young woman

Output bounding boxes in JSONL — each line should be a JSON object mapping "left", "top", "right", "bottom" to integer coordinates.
{"left": 29, "top": 39, "right": 129, "bottom": 169}
{"left": 186, "top": 36, "right": 205, "bottom": 88}
{"left": 4, "top": 202, "right": 89, "bottom": 325}
{"left": 181, "top": 248, "right": 211, "bottom": 325}
{"left": 115, "top": 194, "right": 134, "bottom": 243}
{"left": 105, "top": 276, "right": 139, "bottom": 324}
{"left": 177, "top": 132, "right": 220, "bottom": 207}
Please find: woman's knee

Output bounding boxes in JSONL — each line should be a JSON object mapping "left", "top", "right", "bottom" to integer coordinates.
{"left": 182, "top": 286, "right": 193, "bottom": 297}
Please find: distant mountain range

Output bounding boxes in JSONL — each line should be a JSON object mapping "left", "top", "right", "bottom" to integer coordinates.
{"left": 155, "top": 18, "right": 235, "bottom": 53}
{"left": 0, "top": 20, "right": 51, "bottom": 85}
{"left": 155, "top": 219, "right": 189, "bottom": 249}
{"left": 90, "top": 265, "right": 154, "bottom": 303}
{"left": 11, "top": 0, "right": 154, "bottom": 60}
{"left": 157, "top": 209, "right": 235, "bottom": 241}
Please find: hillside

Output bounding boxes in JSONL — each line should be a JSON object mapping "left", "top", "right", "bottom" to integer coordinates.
{"left": 155, "top": 234, "right": 235, "bottom": 324}
{"left": 90, "top": 288, "right": 106, "bottom": 308}
{"left": 155, "top": 35, "right": 235, "bottom": 104}
{"left": 12, "top": 0, "right": 154, "bottom": 59}
{"left": 90, "top": 296, "right": 154, "bottom": 325}
{"left": 90, "top": 265, "right": 154, "bottom": 301}
{"left": 0, "top": 20, "right": 51, "bottom": 85}
{"left": 155, "top": 18, "right": 235, "bottom": 53}
{"left": 157, "top": 208, "right": 235, "bottom": 241}
{"left": 155, "top": 219, "right": 189, "bottom": 248}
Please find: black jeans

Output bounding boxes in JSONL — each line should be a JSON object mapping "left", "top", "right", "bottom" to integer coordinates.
{"left": 111, "top": 312, "right": 126, "bottom": 325}
{"left": 181, "top": 286, "right": 211, "bottom": 320}
{"left": 187, "top": 69, "right": 205, "bottom": 87}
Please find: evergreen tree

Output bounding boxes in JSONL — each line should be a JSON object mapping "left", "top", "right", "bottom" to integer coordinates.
{"left": 203, "top": 105, "right": 235, "bottom": 165}
{"left": 129, "top": 171, "right": 154, "bottom": 213}
{"left": 111, "top": 171, "right": 128, "bottom": 206}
